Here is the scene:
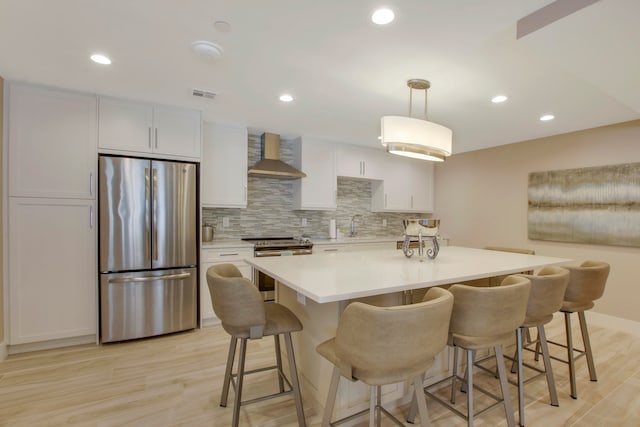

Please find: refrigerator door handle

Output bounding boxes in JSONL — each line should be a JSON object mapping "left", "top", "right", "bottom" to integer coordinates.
{"left": 152, "top": 167, "right": 158, "bottom": 261}
{"left": 107, "top": 272, "right": 191, "bottom": 283}
{"left": 145, "top": 167, "right": 151, "bottom": 263}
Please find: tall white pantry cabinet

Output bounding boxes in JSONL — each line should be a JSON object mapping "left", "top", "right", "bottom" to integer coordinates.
{"left": 7, "top": 83, "right": 98, "bottom": 347}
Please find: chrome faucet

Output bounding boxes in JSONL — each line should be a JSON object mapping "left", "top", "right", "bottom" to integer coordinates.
{"left": 350, "top": 214, "right": 362, "bottom": 237}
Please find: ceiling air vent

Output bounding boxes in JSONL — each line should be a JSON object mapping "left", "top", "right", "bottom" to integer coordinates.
{"left": 192, "top": 89, "right": 216, "bottom": 100}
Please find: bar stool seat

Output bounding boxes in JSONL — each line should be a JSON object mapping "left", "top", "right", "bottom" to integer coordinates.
{"left": 207, "top": 264, "right": 306, "bottom": 427}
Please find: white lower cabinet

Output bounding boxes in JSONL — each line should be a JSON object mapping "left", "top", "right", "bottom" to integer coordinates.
{"left": 8, "top": 198, "right": 97, "bottom": 345}
{"left": 200, "top": 246, "right": 253, "bottom": 325}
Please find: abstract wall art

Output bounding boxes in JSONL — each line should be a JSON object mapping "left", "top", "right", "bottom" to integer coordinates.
{"left": 528, "top": 162, "right": 640, "bottom": 247}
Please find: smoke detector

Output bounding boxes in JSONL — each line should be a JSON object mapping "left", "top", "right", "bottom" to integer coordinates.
{"left": 191, "top": 41, "right": 223, "bottom": 60}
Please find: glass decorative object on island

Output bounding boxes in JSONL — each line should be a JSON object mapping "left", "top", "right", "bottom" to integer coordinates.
{"left": 402, "top": 219, "right": 440, "bottom": 259}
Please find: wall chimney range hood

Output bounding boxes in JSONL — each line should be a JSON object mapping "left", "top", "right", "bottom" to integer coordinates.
{"left": 248, "top": 133, "right": 307, "bottom": 179}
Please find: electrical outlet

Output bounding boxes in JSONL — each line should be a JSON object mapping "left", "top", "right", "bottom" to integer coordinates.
{"left": 382, "top": 219, "right": 387, "bottom": 227}
{"left": 222, "top": 217, "right": 230, "bottom": 227}
{"left": 297, "top": 292, "right": 306, "bottom": 305}
{"left": 301, "top": 218, "right": 307, "bottom": 227}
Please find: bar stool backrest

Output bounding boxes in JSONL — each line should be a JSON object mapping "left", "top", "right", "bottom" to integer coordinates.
{"left": 564, "top": 261, "right": 610, "bottom": 303}
{"left": 448, "top": 276, "right": 531, "bottom": 338}
{"left": 519, "top": 266, "right": 570, "bottom": 323}
{"left": 334, "top": 287, "right": 453, "bottom": 382}
{"left": 207, "top": 265, "right": 267, "bottom": 337}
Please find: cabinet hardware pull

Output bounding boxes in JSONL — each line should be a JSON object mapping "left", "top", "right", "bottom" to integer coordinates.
{"left": 362, "top": 161, "right": 366, "bottom": 176}
{"left": 324, "top": 248, "right": 339, "bottom": 252}
{"left": 148, "top": 127, "right": 152, "bottom": 148}
{"left": 89, "top": 206, "right": 94, "bottom": 228}
{"left": 89, "top": 172, "right": 93, "bottom": 197}
{"left": 155, "top": 128, "right": 158, "bottom": 149}
{"left": 220, "top": 253, "right": 240, "bottom": 256}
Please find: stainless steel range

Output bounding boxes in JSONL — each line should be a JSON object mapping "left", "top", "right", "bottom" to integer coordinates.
{"left": 242, "top": 237, "right": 313, "bottom": 301}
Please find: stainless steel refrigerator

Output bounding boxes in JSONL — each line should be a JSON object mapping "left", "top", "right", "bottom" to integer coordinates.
{"left": 98, "top": 155, "right": 198, "bottom": 343}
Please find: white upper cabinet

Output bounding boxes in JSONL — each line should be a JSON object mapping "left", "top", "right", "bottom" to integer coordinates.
{"left": 98, "top": 96, "right": 201, "bottom": 160}
{"left": 335, "top": 144, "right": 384, "bottom": 180}
{"left": 292, "top": 137, "right": 337, "bottom": 210}
{"left": 8, "top": 83, "right": 97, "bottom": 199}
{"left": 201, "top": 122, "right": 248, "bottom": 208}
{"left": 371, "top": 155, "right": 434, "bottom": 213}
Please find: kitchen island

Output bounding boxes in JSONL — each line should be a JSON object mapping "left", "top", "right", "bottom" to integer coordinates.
{"left": 245, "top": 246, "right": 570, "bottom": 419}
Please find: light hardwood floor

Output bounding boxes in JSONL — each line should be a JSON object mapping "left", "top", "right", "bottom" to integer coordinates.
{"left": 1, "top": 315, "right": 639, "bottom": 426}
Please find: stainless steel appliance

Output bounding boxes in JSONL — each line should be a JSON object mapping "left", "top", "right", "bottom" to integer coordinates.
{"left": 242, "top": 237, "right": 313, "bottom": 301}
{"left": 99, "top": 155, "right": 198, "bottom": 343}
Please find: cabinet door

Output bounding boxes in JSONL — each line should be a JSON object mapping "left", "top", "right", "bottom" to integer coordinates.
{"left": 9, "top": 198, "right": 97, "bottom": 344}
{"left": 9, "top": 83, "right": 97, "bottom": 199}
{"left": 335, "top": 145, "right": 384, "bottom": 180}
{"left": 201, "top": 122, "right": 248, "bottom": 208}
{"left": 373, "top": 154, "right": 411, "bottom": 211}
{"left": 407, "top": 160, "right": 434, "bottom": 212}
{"left": 153, "top": 105, "right": 202, "bottom": 159}
{"left": 200, "top": 249, "right": 253, "bottom": 324}
{"left": 98, "top": 96, "right": 153, "bottom": 153}
{"left": 292, "top": 137, "right": 337, "bottom": 210}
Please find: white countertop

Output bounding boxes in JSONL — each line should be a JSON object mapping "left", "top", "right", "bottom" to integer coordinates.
{"left": 245, "top": 246, "right": 571, "bottom": 303}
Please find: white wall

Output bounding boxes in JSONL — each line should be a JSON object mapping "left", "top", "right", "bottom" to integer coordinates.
{"left": 434, "top": 120, "right": 640, "bottom": 322}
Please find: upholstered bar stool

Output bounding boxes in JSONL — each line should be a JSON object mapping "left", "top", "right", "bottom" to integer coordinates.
{"left": 542, "top": 260, "right": 610, "bottom": 399}
{"left": 409, "top": 276, "right": 531, "bottom": 427}
{"left": 508, "top": 266, "right": 570, "bottom": 426}
{"left": 206, "top": 264, "right": 306, "bottom": 427}
{"left": 317, "top": 287, "right": 453, "bottom": 427}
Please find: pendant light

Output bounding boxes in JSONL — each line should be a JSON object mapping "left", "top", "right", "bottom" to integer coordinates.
{"left": 381, "top": 79, "right": 452, "bottom": 162}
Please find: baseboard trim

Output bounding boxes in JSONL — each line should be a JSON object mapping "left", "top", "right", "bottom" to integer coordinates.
{"left": 586, "top": 311, "right": 640, "bottom": 338}
{"left": 200, "top": 317, "right": 221, "bottom": 328}
{"left": 8, "top": 334, "right": 97, "bottom": 355}
{"left": 0, "top": 340, "right": 7, "bottom": 361}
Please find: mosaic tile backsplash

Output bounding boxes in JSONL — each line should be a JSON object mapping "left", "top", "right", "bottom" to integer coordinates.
{"left": 202, "top": 135, "right": 432, "bottom": 239}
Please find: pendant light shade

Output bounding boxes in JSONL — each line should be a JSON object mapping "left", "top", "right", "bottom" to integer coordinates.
{"left": 381, "top": 79, "right": 452, "bottom": 162}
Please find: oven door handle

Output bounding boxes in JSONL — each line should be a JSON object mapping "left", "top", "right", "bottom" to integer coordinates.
{"left": 254, "top": 249, "right": 312, "bottom": 257}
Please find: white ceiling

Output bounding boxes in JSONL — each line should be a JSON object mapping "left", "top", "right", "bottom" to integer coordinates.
{"left": 1, "top": 0, "right": 638, "bottom": 154}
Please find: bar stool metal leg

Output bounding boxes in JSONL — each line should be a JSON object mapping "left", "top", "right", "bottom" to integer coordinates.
{"left": 450, "top": 346, "right": 459, "bottom": 404}
{"left": 495, "top": 345, "right": 516, "bottom": 427}
{"left": 537, "top": 325, "right": 559, "bottom": 406}
{"left": 466, "top": 349, "right": 474, "bottom": 427}
{"left": 322, "top": 367, "right": 340, "bottom": 427}
{"left": 516, "top": 328, "right": 524, "bottom": 427}
{"left": 274, "top": 335, "right": 285, "bottom": 392}
{"left": 232, "top": 338, "right": 248, "bottom": 427}
{"left": 564, "top": 312, "right": 578, "bottom": 399}
{"left": 284, "top": 333, "right": 307, "bottom": 427}
{"left": 220, "top": 337, "right": 238, "bottom": 407}
{"left": 578, "top": 311, "right": 598, "bottom": 381}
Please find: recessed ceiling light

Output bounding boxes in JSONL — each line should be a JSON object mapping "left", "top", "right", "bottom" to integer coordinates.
{"left": 491, "top": 95, "right": 508, "bottom": 103}
{"left": 372, "top": 8, "right": 395, "bottom": 25}
{"left": 279, "top": 94, "right": 294, "bottom": 102}
{"left": 191, "top": 41, "right": 223, "bottom": 59}
{"left": 540, "top": 114, "right": 555, "bottom": 121}
{"left": 90, "top": 54, "right": 111, "bottom": 65}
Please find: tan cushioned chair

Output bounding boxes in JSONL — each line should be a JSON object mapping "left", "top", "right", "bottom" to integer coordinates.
{"left": 409, "top": 276, "right": 531, "bottom": 427}
{"left": 509, "top": 266, "right": 570, "bottom": 426}
{"left": 545, "top": 260, "right": 610, "bottom": 399}
{"left": 317, "top": 287, "right": 453, "bottom": 427}
{"left": 207, "top": 264, "right": 306, "bottom": 427}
